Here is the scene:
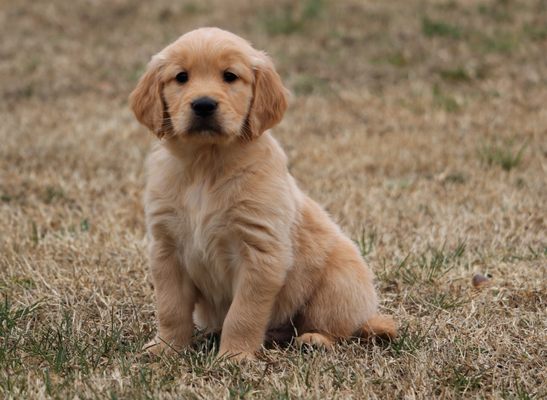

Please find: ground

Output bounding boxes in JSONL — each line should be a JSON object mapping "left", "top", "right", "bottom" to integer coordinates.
{"left": 0, "top": 0, "right": 546, "bottom": 398}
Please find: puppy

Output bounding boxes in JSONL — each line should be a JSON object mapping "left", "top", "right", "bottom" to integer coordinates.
{"left": 130, "top": 27, "right": 396, "bottom": 361}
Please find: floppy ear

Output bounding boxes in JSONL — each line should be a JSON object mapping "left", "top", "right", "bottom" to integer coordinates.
{"left": 129, "top": 55, "right": 170, "bottom": 138}
{"left": 245, "top": 52, "right": 289, "bottom": 140}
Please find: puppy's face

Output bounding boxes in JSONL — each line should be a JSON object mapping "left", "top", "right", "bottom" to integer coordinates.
{"left": 130, "top": 28, "right": 288, "bottom": 144}
{"left": 160, "top": 35, "right": 253, "bottom": 142}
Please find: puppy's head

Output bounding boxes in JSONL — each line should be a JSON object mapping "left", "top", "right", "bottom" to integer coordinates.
{"left": 130, "top": 27, "right": 288, "bottom": 144}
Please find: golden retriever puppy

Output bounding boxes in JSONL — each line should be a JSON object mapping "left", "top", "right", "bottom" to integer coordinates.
{"left": 130, "top": 27, "right": 396, "bottom": 361}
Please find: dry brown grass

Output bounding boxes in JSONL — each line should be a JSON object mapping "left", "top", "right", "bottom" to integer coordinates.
{"left": 1, "top": 0, "right": 546, "bottom": 398}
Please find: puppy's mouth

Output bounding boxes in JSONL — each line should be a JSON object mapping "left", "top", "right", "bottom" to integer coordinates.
{"left": 187, "top": 117, "right": 224, "bottom": 136}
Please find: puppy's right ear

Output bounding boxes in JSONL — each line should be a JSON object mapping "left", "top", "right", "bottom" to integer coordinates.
{"left": 129, "top": 55, "right": 169, "bottom": 138}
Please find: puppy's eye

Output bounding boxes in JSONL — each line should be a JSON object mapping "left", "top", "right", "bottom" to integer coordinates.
{"left": 175, "top": 71, "right": 188, "bottom": 84}
{"left": 223, "top": 71, "right": 238, "bottom": 83}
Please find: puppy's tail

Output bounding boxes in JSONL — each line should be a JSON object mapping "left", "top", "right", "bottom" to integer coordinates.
{"left": 357, "top": 314, "right": 397, "bottom": 340}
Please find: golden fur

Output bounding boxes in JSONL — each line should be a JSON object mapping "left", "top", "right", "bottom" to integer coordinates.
{"left": 130, "top": 27, "right": 396, "bottom": 361}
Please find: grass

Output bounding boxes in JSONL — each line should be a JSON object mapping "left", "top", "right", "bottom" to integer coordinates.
{"left": 478, "top": 141, "right": 527, "bottom": 171}
{"left": 422, "top": 17, "right": 463, "bottom": 39}
{"left": 432, "top": 84, "right": 461, "bottom": 112}
{"left": 291, "top": 73, "right": 329, "bottom": 95}
{"left": 438, "top": 67, "right": 472, "bottom": 83}
{"left": 260, "top": 0, "right": 325, "bottom": 35}
{"left": 1, "top": 0, "right": 546, "bottom": 398}
{"left": 355, "top": 227, "right": 377, "bottom": 258}
{"left": 523, "top": 23, "right": 547, "bottom": 41}
{"left": 480, "top": 32, "right": 519, "bottom": 53}
{"left": 379, "top": 240, "right": 467, "bottom": 285}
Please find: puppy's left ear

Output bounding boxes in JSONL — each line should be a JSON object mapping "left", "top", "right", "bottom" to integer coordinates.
{"left": 129, "top": 55, "right": 170, "bottom": 138}
{"left": 244, "top": 52, "right": 289, "bottom": 140}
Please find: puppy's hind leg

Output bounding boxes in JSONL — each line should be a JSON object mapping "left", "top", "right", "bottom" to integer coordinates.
{"left": 297, "top": 240, "right": 381, "bottom": 339}
{"left": 356, "top": 314, "right": 397, "bottom": 340}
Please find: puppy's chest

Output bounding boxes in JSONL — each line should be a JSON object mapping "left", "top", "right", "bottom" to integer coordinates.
{"left": 171, "top": 181, "right": 236, "bottom": 303}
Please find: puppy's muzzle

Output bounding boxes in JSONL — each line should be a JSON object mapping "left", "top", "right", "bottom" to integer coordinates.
{"left": 191, "top": 97, "right": 218, "bottom": 118}
{"left": 189, "top": 96, "right": 222, "bottom": 135}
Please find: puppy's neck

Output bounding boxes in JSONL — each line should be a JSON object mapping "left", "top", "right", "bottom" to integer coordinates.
{"left": 161, "top": 133, "right": 273, "bottom": 184}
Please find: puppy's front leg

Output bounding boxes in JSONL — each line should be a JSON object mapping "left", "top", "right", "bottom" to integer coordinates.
{"left": 146, "top": 241, "right": 197, "bottom": 355}
{"left": 219, "top": 252, "right": 286, "bottom": 361}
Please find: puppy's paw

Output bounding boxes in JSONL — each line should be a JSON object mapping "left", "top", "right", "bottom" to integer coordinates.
{"left": 296, "top": 332, "right": 335, "bottom": 350}
{"left": 143, "top": 336, "right": 182, "bottom": 356}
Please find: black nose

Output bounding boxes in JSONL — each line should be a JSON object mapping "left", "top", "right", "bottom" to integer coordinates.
{"left": 191, "top": 97, "right": 218, "bottom": 117}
